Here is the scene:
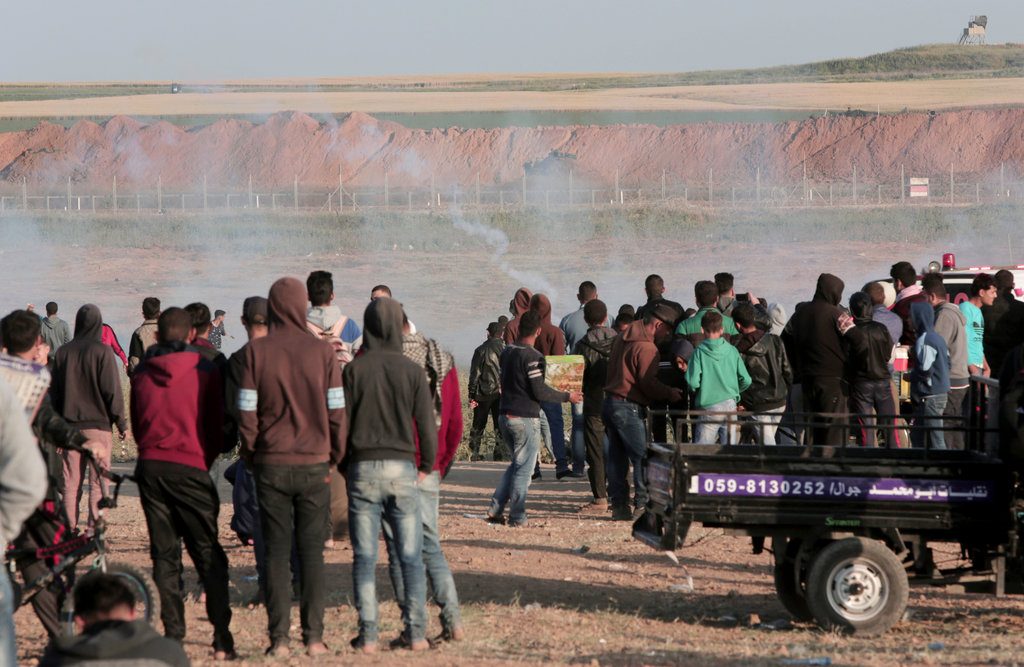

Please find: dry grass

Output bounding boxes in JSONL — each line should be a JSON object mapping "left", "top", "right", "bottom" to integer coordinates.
{"left": 1, "top": 76, "right": 1023, "bottom": 119}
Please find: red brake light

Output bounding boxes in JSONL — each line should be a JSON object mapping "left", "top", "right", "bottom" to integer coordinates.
{"left": 942, "top": 253, "right": 956, "bottom": 270}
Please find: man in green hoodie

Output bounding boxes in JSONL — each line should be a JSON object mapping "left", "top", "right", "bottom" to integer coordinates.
{"left": 686, "top": 311, "right": 751, "bottom": 444}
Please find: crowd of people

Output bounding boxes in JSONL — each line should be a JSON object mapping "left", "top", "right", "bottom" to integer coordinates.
{"left": 1, "top": 261, "right": 1023, "bottom": 663}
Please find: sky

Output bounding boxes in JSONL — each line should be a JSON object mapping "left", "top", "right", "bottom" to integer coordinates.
{"left": 4, "top": 1, "right": 1024, "bottom": 82}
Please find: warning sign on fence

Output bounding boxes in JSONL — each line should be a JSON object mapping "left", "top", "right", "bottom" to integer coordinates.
{"left": 909, "top": 177, "right": 929, "bottom": 198}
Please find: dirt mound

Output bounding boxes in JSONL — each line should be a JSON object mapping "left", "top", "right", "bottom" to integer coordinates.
{"left": 1, "top": 109, "right": 1022, "bottom": 189}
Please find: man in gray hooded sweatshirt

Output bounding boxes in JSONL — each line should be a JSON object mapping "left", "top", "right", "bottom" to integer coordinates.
{"left": 922, "top": 273, "right": 970, "bottom": 449}
{"left": 343, "top": 297, "right": 437, "bottom": 653}
{"left": 50, "top": 304, "right": 128, "bottom": 530}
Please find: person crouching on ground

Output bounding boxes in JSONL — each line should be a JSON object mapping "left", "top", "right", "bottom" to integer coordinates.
{"left": 39, "top": 572, "right": 188, "bottom": 667}
{"left": 686, "top": 310, "right": 751, "bottom": 445}
{"left": 131, "top": 307, "right": 235, "bottom": 660}
{"left": 238, "top": 277, "right": 348, "bottom": 658}
{"left": 342, "top": 297, "right": 438, "bottom": 653}
{"left": 487, "top": 311, "right": 582, "bottom": 527}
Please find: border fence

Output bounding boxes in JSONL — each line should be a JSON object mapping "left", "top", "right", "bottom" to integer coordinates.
{"left": 1, "top": 165, "right": 1021, "bottom": 215}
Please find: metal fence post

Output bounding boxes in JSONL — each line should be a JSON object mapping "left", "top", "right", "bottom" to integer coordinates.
{"left": 112, "top": 176, "right": 118, "bottom": 211}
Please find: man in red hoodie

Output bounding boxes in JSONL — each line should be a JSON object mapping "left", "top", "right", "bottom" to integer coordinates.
{"left": 384, "top": 317, "right": 465, "bottom": 642}
{"left": 502, "top": 287, "right": 533, "bottom": 344}
{"left": 131, "top": 307, "right": 235, "bottom": 660}
{"left": 238, "top": 277, "right": 348, "bottom": 658}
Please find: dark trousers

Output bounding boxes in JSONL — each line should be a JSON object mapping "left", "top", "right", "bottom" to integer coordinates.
{"left": 848, "top": 379, "right": 896, "bottom": 447}
{"left": 583, "top": 414, "right": 607, "bottom": 500}
{"left": 803, "top": 376, "right": 847, "bottom": 445}
{"left": 468, "top": 394, "right": 503, "bottom": 459}
{"left": 255, "top": 463, "right": 330, "bottom": 646}
{"left": 943, "top": 386, "right": 969, "bottom": 450}
{"left": 136, "top": 462, "right": 233, "bottom": 652}
{"left": 13, "top": 511, "right": 63, "bottom": 639}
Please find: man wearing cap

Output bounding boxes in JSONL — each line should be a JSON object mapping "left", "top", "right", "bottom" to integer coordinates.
{"left": 602, "top": 303, "right": 684, "bottom": 521}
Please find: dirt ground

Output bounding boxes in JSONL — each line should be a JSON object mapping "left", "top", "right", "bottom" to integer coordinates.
{"left": 1, "top": 77, "right": 1023, "bottom": 118}
{"left": 15, "top": 461, "right": 1024, "bottom": 666}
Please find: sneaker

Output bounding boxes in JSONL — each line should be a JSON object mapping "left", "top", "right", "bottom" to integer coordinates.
{"left": 531, "top": 470, "right": 542, "bottom": 481}
{"left": 349, "top": 636, "right": 377, "bottom": 654}
{"left": 611, "top": 505, "right": 633, "bottom": 521}
{"left": 265, "top": 643, "right": 290, "bottom": 658}
{"left": 485, "top": 513, "right": 506, "bottom": 525}
{"left": 389, "top": 634, "right": 430, "bottom": 651}
{"left": 579, "top": 498, "right": 609, "bottom": 514}
{"left": 441, "top": 625, "right": 466, "bottom": 642}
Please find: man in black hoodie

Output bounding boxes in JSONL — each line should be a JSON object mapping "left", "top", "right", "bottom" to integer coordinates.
{"left": 467, "top": 322, "right": 505, "bottom": 461}
{"left": 733, "top": 303, "right": 792, "bottom": 444}
{"left": 343, "top": 297, "right": 437, "bottom": 653}
{"left": 573, "top": 299, "right": 617, "bottom": 510}
{"left": 842, "top": 292, "right": 896, "bottom": 447}
{"left": 50, "top": 304, "right": 128, "bottom": 531}
{"left": 782, "top": 274, "right": 848, "bottom": 445}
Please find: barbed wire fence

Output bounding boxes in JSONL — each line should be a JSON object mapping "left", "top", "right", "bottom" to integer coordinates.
{"left": 1, "top": 163, "right": 1021, "bottom": 215}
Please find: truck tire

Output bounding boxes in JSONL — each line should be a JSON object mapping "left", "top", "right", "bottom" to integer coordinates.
{"left": 773, "top": 538, "right": 813, "bottom": 621}
{"left": 63, "top": 563, "right": 161, "bottom": 636}
{"left": 805, "top": 537, "right": 908, "bottom": 636}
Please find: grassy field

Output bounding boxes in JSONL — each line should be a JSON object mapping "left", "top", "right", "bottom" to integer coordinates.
{"left": 0, "top": 76, "right": 1022, "bottom": 121}
{"left": 1, "top": 44, "right": 1023, "bottom": 128}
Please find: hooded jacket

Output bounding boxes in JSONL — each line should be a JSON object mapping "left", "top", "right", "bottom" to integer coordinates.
{"left": 933, "top": 301, "right": 970, "bottom": 385}
{"left": 39, "top": 619, "right": 189, "bottom": 667}
{"left": 50, "top": 305, "right": 127, "bottom": 432}
{"left": 530, "top": 294, "right": 566, "bottom": 356}
{"left": 910, "top": 302, "right": 951, "bottom": 399}
{"left": 781, "top": 274, "right": 847, "bottom": 380}
{"left": 686, "top": 337, "right": 752, "bottom": 408}
{"left": 603, "top": 320, "right": 679, "bottom": 406}
{"left": 502, "top": 288, "right": 533, "bottom": 344}
{"left": 131, "top": 341, "right": 225, "bottom": 472}
{"left": 238, "top": 278, "right": 348, "bottom": 467}
{"left": 844, "top": 298, "right": 895, "bottom": 383}
{"left": 308, "top": 304, "right": 362, "bottom": 345}
{"left": 128, "top": 318, "right": 159, "bottom": 374}
{"left": 574, "top": 325, "right": 617, "bottom": 415}
{"left": 735, "top": 330, "right": 791, "bottom": 411}
{"left": 342, "top": 298, "right": 437, "bottom": 474}
{"left": 101, "top": 324, "right": 128, "bottom": 367}
{"left": 40, "top": 315, "right": 71, "bottom": 359}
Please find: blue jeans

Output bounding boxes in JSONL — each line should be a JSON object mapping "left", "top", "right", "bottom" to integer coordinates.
{"left": 489, "top": 415, "right": 541, "bottom": 525}
{"left": 695, "top": 399, "right": 738, "bottom": 445}
{"left": 385, "top": 471, "right": 461, "bottom": 632}
{"left": 912, "top": 394, "right": 948, "bottom": 450}
{"left": 0, "top": 562, "right": 15, "bottom": 667}
{"left": 570, "top": 402, "right": 586, "bottom": 473}
{"left": 347, "top": 460, "right": 426, "bottom": 643}
{"left": 540, "top": 401, "right": 569, "bottom": 473}
{"left": 603, "top": 398, "right": 648, "bottom": 510}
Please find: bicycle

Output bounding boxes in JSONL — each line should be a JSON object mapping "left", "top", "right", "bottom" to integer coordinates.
{"left": 5, "top": 445, "right": 159, "bottom": 636}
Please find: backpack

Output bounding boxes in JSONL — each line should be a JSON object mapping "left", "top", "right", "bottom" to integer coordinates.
{"left": 307, "top": 317, "right": 354, "bottom": 369}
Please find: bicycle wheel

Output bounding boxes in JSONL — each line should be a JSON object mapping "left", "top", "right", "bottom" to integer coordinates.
{"left": 63, "top": 562, "right": 161, "bottom": 636}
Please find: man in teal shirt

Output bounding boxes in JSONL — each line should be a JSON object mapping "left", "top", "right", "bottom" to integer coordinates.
{"left": 676, "top": 281, "right": 738, "bottom": 343}
{"left": 686, "top": 310, "right": 751, "bottom": 444}
{"left": 960, "top": 273, "right": 997, "bottom": 376}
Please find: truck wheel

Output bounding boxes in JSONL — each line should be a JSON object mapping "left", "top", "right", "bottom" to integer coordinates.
{"left": 805, "top": 537, "right": 908, "bottom": 636}
{"left": 773, "top": 538, "right": 812, "bottom": 621}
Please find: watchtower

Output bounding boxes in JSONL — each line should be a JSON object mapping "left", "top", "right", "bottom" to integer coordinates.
{"left": 958, "top": 15, "right": 987, "bottom": 45}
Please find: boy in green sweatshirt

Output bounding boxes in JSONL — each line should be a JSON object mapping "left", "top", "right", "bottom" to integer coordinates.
{"left": 685, "top": 311, "right": 751, "bottom": 444}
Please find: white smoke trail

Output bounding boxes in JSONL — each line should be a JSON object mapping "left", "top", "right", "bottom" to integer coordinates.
{"left": 450, "top": 208, "right": 559, "bottom": 302}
